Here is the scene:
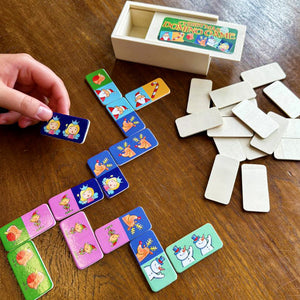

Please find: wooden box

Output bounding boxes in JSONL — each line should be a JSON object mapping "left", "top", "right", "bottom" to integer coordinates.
{"left": 111, "top": 1, "right": 246, "bottom": 75}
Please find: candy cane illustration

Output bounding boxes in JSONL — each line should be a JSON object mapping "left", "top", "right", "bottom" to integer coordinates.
{"left": 150, "top": 81, "right": 159, "bottom": 99}
{"left": 172, "top": 32, "right": 184, "bottom": 41}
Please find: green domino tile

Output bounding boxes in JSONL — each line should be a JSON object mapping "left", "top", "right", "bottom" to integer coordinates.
{"left": 85, "top": 69, "right": 113, "bottom": 91}
{"left": 140, "top": 252, "right": 177, "bottom": 292}
{"left": 7, "top": 241, "right": 53, "bottom": 300}
{"left": 0, "top": 217, "right": 30, "bottom": 252}
{"left": 166, "top": 223, "right": 223, "bottom": 273}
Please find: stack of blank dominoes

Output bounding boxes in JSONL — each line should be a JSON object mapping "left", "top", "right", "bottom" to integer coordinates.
{"left": 175, "top": 62, "right": 300, "bottom": 212}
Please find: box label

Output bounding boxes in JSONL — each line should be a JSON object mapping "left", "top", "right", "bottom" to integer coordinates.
{"left": 158, "top": 17, "right": 238, "bottom": 54}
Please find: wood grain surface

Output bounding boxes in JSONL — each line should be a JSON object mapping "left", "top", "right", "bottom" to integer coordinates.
{"left": 0, "top": 0, "right": 299, "bottom": 299}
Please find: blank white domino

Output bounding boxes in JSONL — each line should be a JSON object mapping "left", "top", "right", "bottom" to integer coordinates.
{"left": 187, "top": 79, "right": 212, "bottom": 114}
{"left": 209, "top": 81, "right": 256, "bottom": 109}
{"left": 263, "top": 81, "right": 300, "bottom": 118}
{"left": 232, "top": 100, "right": 279, "bottom": 138}
{"left": 205, "top": 154, "right": 240, "bottom": 205}
{"left": 241, "top": 62, "right": 286, "bottom": 88}
{"left": 283, "top": 119, "right": 300, "bottom": 138}
{"left": 250, "top": 112, "right": 289, "bottom": 154}
{"left": 175, "top": 107, "right": 222, "bottom": 138}
{"left": 274, "top": 139, "right": 300, "bottom": 161}
{"left": 241, "top": 164, "right": 270, "bottom": 212}
{"left": 207, "top": 117, "right": 253, "bottom": 137}
{"left": 213, "top": 138, "right": 246, "bottom": 162}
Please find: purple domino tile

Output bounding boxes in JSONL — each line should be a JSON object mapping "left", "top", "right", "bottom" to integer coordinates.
{"left": 21, "top": 204, "right": 56, "bottom": 239}
{"left": 95, "top": 218, "right": 129, "bottom": 254}
{"left": 60, "top": 212, "right": 103, "bottom": 269}
{"left": 48, "top": 189, "right": 80, "bottom": 221}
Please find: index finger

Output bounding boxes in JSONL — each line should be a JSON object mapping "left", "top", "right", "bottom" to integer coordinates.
{"left": 15, "top": 54, "right": 70, "bottom": 114}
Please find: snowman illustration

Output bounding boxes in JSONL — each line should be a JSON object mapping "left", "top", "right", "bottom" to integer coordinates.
{"left": 144, "top": 256, "right": 165, "bottom": 280}
{"left": 191, "top": 234, "right": 213, "bottom": 256}
{"left": 173, "top": 245, "right": 195, "bottom": 268}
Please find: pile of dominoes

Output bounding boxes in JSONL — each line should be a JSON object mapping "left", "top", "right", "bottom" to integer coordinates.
{"left": 175, "top": 62, "right": 300, "bottom": 210}
{"left": 0, "top": 69, "right": 225, "bottom": 299}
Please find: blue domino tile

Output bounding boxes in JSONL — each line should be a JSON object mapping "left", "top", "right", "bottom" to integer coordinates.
{"left": 97, "top": 168, "right": 129, "bottom": 198}
{"left": 106, "top": 97, "right": 134, "bottom": 121}
{"left": 125, "top": 87, "right": 150, "bottom": 110}
{"left": 94, "top": 81, "right": 122, "bottom": 106}
{"left": 71, "top": 178, "right": 104, "bottom": 209}
{"left": 40, "top": 112, "right": 90, "bottom": 144}
{"left": 87, "top": 150, "right": 118, "bottom": 178}
{"left": 116, "top": 111, "right": 146, "bottom": 137}
{"left": 119, "top": 207, "right": 152, "bottom": 241}
{"left": 109, "top": 128, "right": 159, "bottom": 166}
{"left": 129, "top": 230, "right": 164, "bottom": 266}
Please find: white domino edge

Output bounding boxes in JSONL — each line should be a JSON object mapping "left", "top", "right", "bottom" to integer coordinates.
{"left": 238, "top": 138, "right": 267, "bottom": 160}
{"left": 187, "top": 79, "right": 212, "bottom": 114}
{"left": 207, "top": 116, "right": 253, "bottom": 137}
{"left": 241, "top": 164, "right": 270, "bottom": 212}
{"left": 240, "top": 62, "right": 286, "bottom": 88}
{"left": 204, "top": 154, "right": 240, "bottom": 205}
{"left": 213, "top": 137, "right": 246, "bottom": 162}
{"left": 232, "top": 99, "right": 279, "bottom": 138}
{"left": 263, "top": 81, "right": 300, "bottom": 119}
{"left": 209, "top": 81, "right": 256, "bottom": 109}
{"left": 175, "top": 107, "right": 222, "bottom": 138}
{"left": 250, "top": 112, "right": 289, "bottom": 155}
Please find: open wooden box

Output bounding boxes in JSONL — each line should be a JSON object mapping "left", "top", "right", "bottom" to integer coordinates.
{"left": 111, "top": 1, "right": 246, "bottom": 75}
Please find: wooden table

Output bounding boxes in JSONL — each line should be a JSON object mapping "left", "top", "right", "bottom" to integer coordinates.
{"left": 0, "top": 1, "right": 299, "bottom": 299}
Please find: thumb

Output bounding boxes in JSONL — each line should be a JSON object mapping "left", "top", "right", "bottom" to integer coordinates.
{"left": 0, "top": 84, "right": 53, "bottom": 121}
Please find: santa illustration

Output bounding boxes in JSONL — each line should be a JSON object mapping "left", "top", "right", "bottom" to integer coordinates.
{"left": 96, "top": 88, "right": 113, "bottom": 102}
{"left": 134, "top": 91, "right": 150, "bottom": 108}
{"left": 107, "top": 105, "right": 128, "bottom": 119}
{"left": 160, "top": 32, "right": 171, "bottom": 41}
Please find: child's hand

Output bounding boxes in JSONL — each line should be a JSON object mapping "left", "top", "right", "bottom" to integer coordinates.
{"left": 0, "top": 53, "right": 70, "bottom": 128}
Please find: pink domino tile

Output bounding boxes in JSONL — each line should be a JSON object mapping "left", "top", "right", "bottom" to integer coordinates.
{"left": 59, "top": 211, "right": 103, "bottom": 269}
{"left": 21, "top": 204, "right": 56, "bottom": 239}
{"left": 95, "top": 218, "right": 129, "bottom": 254}
{"left": 48, "top": 189, "right": 79, "bottom": 221}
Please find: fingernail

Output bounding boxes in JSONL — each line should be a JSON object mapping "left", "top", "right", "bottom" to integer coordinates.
{"left": 35, "top": 106, "right": 53, "bottom": 121}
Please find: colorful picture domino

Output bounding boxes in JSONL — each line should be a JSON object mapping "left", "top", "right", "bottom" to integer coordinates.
{"left": 109, "top": 128, "right": 159, "bottom": 166}
{"left": 129, "top": 230, "right": 177, "bottom": 292}
{"left": 165, "top": 223, "right": 223, "bottom": 273}
{"left": 40, "top": 112, "right": 90, "bottom": 144}
{"left": 125, "top": 78, "right": 170, "bottom": 110}
{"left": 60, "top": 211, "right": 104, "bottom": 269}
{"left": 85, "top": 68, "right": 122, "bottom": 105}
{"left": 0, "top": 204, "right": 56, "bottom": 252}
{"left": 95, "top": 206, "right": 152, "bottom": 254}
{"left": 7, "top": 240, "right": 54, "bottom": 300}
{"left": 48, "top": 178, "right": 104, "bottom": 221}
